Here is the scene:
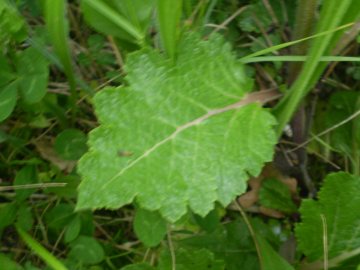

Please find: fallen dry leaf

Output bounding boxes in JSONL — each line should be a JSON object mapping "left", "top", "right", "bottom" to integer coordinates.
{"left": 237, "top": 163, "right": 298, "bottom": 218}
{"left": 33, "top": 138, "right": 76, "bottom": 173}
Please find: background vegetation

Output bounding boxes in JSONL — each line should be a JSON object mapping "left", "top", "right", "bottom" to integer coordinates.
{"left": 0, "top": 0, "right": 360, "bottom": 269}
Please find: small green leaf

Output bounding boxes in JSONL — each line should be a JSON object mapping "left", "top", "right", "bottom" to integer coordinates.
{"left": 45, "top": 203, "right": 75, "bottom": 232}
{"left": 0, "top": 81, "right": 17, "bottom": 122}
{"left": 158, "top": 248, "right": 224, "bottom": 270}
{"left": 296, "top": 172, "right": 360, "bottom": 264}
{"left": 326, "top": 91, "right": 359, "bottom": 155}
{"left": 0, "top": 55, "right": 15, "bottom": 86}
{"left": 0, "top": 1, "right": 26, "bottom": 49}
{"left": 64, "top": 215, "right": 81, "bottom": 243}
{"left": 0, "top": 253, "right": 24, "bottom": 270}
{"left": 325, "top": 91, "right": 360, "bottom": 174}
{"left": 29, "top": 114, "right": 51, "bottom": 128}
{"left": 44, "top": 175, "right": 80, "bottom": 198}
{"left": 180, "top": 218, "right": 260, "bottom": 269}
{"left": 259, "top": 178, "right": 297, "bottom": 213}
{"left": 14, "top": 166, "right": 38, "bottom": 202}
{"left": 81, "top": 0, "right": 152, "bottom": 44}
{"left": 68, "top": 236, "right": 105, "bottom": 265}
{"left": 193, "top": 209, "right": 220, "bottom": 233}
{"left": 133, "top": 208, "right": 167, "bottom": 247}
{"left": 54, "top": 129, "right": 88, "bottom": 160}
{"left": 15, "top": 204, "right": 34, "bottom": 231}
{"left": 78, "top": 211, "right": 95, "bottom": 236}
{"left": 0, "top": 202, "right": 17, "bottom": 230}
{"left": 16, "top": 47, "right": 49, "bottom": 104}
{"left": 256, "top": 234, "right": 294, "bottom": 270}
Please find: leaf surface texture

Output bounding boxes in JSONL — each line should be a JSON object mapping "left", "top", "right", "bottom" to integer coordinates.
{"left": 77, "top": 34, "right": 276, "bottom": 221}
{"left": 296, "top": 172, "right": 360, "bottom": 262}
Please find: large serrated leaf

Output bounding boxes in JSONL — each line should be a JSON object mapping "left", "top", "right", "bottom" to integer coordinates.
{"left": 77, "top": 33, "right": 277, "bottom": 222}
{"left": 296, "top": 172, "right": 360, "bottom": 266}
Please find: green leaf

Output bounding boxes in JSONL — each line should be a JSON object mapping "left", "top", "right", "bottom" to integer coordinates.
{"left": 0, "top": 0, "right": 26, "bottom": 49}
{"left": 44, "top": 203, "right": 75, "bottom": 232}
{"left": 44, "top": 175, "right": 80, "bottom": 198}
{"left": 121, "top": 263, "right": 156, "bottom": 270}
{"left": 259, "top": 178, "right": 297, "bottom": 213}
{"left": 14, "top": 166, "right": 38, "bottom": 202}
{"left": 16, "top": 47, "right": 49, "bottom": 104}
{"left": 77, "top": 33, "right": 277, "bottom": 222}
{"left": 81, "top": 0, "right": 153, "bottom": 44}
{"left": 0, "top": 81, "right": 17, "bottom": 122}
{"left": 54, "top": 129, "right": 88, "bottom": 160}
{"left": 296, "top": 172, "right": 360, "bottom": 265}
{"left": 0, "top": 253, "right": 24, "bottom": 270}
{"left": 237, "top": 1, "right": 274, "bottom": 34}
{"left": 326, "top": 91, "right": 360, "bottom": 156}
{"left": 158, "top": 248, "right": 224, "bottom": 270}
{"left": 181, "top": 217, "right": 286, "bottom": 270}
{"left": 68, "top": 236, "right": 105, "bottom": 265}
{"left": 0, "top": 202, "right": 17, "bottom": 230}
{"left": 133, "top": 208, "right": 167, "bottom": 247}
{"left": 64, "top": 215, "right": 81, "bottom": 243}
{"left": 15, "top": 204, "right": 34, "bottom": 231}
{"left": 0, "top": 55, "right": 15, "bottom": 87}
{"left": 193, "top": 209, "right": 220, "bottom": 233}
{"left": 256, "top": 234, "right": 294, "bottom": 270}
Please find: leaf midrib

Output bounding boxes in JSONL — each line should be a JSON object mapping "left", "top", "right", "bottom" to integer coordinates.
{"left": 100, "top": 89, "right": 281, "bottom": 190}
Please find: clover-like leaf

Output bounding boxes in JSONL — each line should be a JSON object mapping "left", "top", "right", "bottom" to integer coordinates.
{"left": 17, "top": 47, "right": 49, "bottom": 104}
{"left": 296, "top": 172, "right": 360, "bottom": 265}
{"left": 0, "top": 81, "right": 17, "bottom": 122}
{"left": 77, "top": 33, "right": 277, "bottom": 221}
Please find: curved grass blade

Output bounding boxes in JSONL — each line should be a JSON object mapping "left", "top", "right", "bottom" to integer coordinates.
{"left": 240, "top": 22, "right": 354, "bottom": 61}
{"left": 241, "top": 55, "right": 360, "bottom": 63}
{"left": 16, "top": 226, "right": 68, "bottom": 270}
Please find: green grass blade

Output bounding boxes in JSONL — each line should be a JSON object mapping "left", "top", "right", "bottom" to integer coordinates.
{"left": 240, "top": 22, "right": 354, "bottom": 61}
{"left": 241, "top": 55, "right": 360, "bottom": 63}
{"left": 157, "top": 0, "right": 183, "bottom": 60}
{"left": 16, "top": 226, "right": 68, "bottom": 270}
{"left": 45, "top": 0, "right": 76, "bottom": 90}
{"left": 45, "top": 0, "right": 77, "bottom": 119}
{"left": 83, "top": 0, "right": 144, "bottom": 44}
{"left": 273, "top": 0, "right": 356, "bottom": 137}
